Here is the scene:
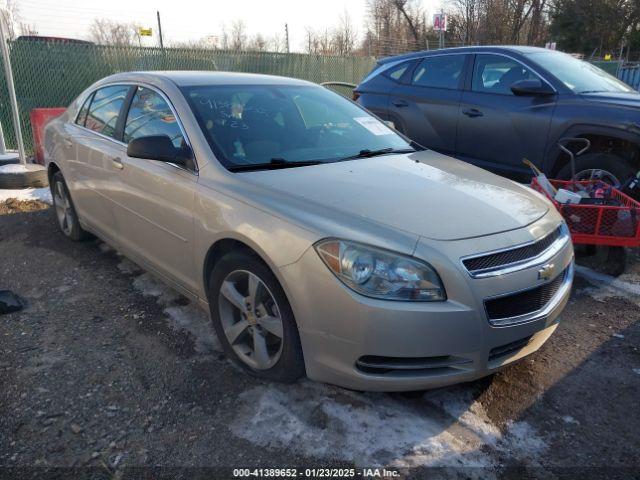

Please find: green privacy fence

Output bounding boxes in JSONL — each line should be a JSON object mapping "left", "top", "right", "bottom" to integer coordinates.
{"left": 0, "top": 41, "right": 377, "bottom": 154}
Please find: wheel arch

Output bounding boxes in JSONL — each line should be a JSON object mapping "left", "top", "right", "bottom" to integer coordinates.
{"left": 47, "top": 161, "right": 61, "bottom": 183}
{"left": 202, "top": 235, "right": 290, "bottom": 301}
{"left": 546, "top": 125, "right": 640, "bottom": 177}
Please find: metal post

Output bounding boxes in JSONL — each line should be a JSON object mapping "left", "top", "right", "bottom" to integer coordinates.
{"left": 157, "top": 11, "right": 164, "bottom": 49}
{"left": 0, "top": 13, "right": 26, "bottom": 165}
{"left": 0, "top": 122, "right": 6, "bottom": 155}
{"left": 285, "top": 23, "right": 290, "bottom": 53}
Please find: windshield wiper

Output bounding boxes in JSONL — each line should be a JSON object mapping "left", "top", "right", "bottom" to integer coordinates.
{"left": 227, "top": 158, "right": 323, "bottom": 172}
{"left": 340, "top": 147, "right": 416, "bottom": 161}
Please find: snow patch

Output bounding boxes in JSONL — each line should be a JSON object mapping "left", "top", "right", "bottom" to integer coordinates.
{"left": 231, "top": 382, "right": 546, "bottom": 470}
{"left": 117, "top": 259, "right": 141, "bottom": 275}
{"left": 131, "top": 272, "right": 220, "bottom": 353}
{"left": 98, "top": 243, "right": 221, "bottom": 354}
{"left": 0, "top": 187, "right": 52, "bottom": 204}
{"left": 0, "top": 163, "right": 29, "bottom": 173}
{"left": 576, "top": 266, "right": 640, "bottom": 306}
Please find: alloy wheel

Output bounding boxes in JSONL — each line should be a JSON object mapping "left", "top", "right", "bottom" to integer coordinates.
{"left": 53, "top": 180, "right": 74, "bottom": 236}
{"left": 218, "top": 270, "right": 284, "bottom": 370}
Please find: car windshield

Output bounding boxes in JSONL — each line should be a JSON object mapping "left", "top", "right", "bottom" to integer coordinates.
{"left": 181, "top": 84, "right": 413, "bottom": 169}
{"left": 526, "top": 51, "right": 635, "bottom": 94}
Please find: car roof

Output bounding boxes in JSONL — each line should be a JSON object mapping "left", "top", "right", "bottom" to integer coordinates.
{"left": 378, "top": 45, "right": 550, "bottom": 64}
{"left": 95, "top": 71, "right": 317, "bottom": 88}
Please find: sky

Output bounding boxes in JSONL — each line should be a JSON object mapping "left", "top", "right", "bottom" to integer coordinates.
{"left": 18, "top": 0, "right": 443, "bottom": 51}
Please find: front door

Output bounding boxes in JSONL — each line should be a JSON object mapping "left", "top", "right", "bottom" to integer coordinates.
{"left": 456, "top": 54, "right": 557, "bottom": 178}
{"left": 111, "top": 86, "right": 198, "bottom": 292}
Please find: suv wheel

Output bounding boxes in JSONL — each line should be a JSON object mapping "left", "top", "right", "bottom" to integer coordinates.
{"left": 208, "top": 251, "right": 305, "bottom": 383}
{"left": 557, "top": 152, "right": 635, "bottom": 186}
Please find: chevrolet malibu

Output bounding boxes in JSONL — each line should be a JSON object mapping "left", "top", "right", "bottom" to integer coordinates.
{"left": 44, "top": 72, "right": 574, "bottom": 391}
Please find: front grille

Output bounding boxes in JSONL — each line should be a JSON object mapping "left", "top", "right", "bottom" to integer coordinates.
{"left": 485, "top": 267, "right": 568, "bottom": 323}
{"left": 355, "top": 355, "right": 471, "bottom": 376}
{"left": 463, "top": 226, "right": 563, "bottom": 275}
{"left": 488, "top": 336, "right": 533, "bottom": 361}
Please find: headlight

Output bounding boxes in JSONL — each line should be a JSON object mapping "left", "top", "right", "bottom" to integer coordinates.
{"left": 314, "top": 239, "right": 446, "bottom": 301}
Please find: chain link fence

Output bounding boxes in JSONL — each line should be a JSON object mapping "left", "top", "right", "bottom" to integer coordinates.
{"left": 0, "top": 40, "right": 377, "bottom": 154}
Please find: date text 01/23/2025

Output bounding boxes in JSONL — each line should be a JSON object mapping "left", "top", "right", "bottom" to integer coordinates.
{"left": 232, "top": 468, "right": 401, "bottom": 478}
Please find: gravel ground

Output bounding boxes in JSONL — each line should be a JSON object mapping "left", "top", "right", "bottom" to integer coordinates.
{"left": 1, "top": 203, "right": 639, "bottom": 480}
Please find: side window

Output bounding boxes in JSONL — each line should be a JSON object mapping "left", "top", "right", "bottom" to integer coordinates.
{"left": 411, "top": 55, "right": 465, "bottom": 89}
{"left": 123, "top": 87, "right": 186, "bottom": 149}
{"left": 85, "top": 85, "right": 130, "bottom": 138}
{"left": 75, "top": 93, "right": 93, "bottom": 127}
{"left": 472, "top": 55, "right": 539, "bottom": 95}
{"left": 383, "top": 61, "right": 413, "bottom": 82}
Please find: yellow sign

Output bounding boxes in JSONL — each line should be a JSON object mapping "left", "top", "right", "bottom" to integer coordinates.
{"left": 139, "top": 27, "right": 153, "bottom": 37}
{"left": 604, "top": 54, "right": 612, "bottom": 61}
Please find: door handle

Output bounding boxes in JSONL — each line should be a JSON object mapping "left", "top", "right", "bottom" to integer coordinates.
{"left": 462, "top": 108, "right": 483, "bottom": 118}
{"left": 111, "top": 157, "right": 124, "bottom": 170}
{"left": 392, "top": 99, "right": 409, "bottom": 108}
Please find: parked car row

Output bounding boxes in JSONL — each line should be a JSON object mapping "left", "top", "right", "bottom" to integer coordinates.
{"left": 44, "top": 68, "right": 573, "bottom": 391}
{"left": 355, "top": 46, "right": 640, "bottom": 185}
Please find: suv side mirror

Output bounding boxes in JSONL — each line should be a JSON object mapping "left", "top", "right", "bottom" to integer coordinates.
{"left": 511, "top": 79, "right": 555, "bottom": 96}
{"left": 127, "top": 135, "right": 192, "bottom": 166}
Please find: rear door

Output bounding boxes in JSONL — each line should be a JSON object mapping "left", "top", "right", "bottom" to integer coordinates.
{"left": 456, "top": 54, "right": 557, "bottom": 177}
{"left": 71, "top": 84, "right": 132, "bottom": 236}
{"left": 388, "top": 53, "right": 468, "bottom": 155}
{"left": 111, "top": 85, "right": 198, "bottom": 292}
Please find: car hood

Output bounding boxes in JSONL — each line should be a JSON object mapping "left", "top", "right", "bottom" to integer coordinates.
{"left": 241, "top": 151, "right": 549, "bottom": 241}
{"left": 581, "top": 91, "right": 640, "bottom": 108}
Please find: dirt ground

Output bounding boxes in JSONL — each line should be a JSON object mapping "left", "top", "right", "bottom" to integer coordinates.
{"left": 1, "top": 202, "right": 639, "bottom": 480}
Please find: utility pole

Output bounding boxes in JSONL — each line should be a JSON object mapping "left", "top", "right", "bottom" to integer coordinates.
{"left": 157, "top": 11, "right": 164, "bottom": 49}
{"left": 0, "top": 13, "right": 25, "bottom": 165}
{"left": 285, "top": 23, "right": 290, "bottom": 53}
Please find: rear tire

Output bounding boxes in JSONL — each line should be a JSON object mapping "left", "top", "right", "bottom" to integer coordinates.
{"left": 208, "top": 251, "right": 305, "bottom": 383}
{"left": 50, "top": 171, "right": 92, "bottom": 241}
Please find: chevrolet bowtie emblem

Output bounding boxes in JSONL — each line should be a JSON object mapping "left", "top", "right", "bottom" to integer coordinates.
{"left": 538, "top": 263, "right": 556, "bottom": 281}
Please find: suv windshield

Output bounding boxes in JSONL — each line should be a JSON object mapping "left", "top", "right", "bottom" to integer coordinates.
{"left": 526, "top": 51, "right": 635, "bottom": 94}
{"left": 181, "top": 84, "right": 413, "bottom": 169}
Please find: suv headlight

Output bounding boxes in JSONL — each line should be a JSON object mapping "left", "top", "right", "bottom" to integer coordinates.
{"left": 315, "top": 239, "right": 446, "bottom": 301}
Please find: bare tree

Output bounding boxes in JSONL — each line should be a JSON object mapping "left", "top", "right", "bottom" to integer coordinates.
{"left": 332, "top": 11, "right": 358, "bottom": 55}
{"left": 0, "top": 0, "right": 29, "bottom": 40}
{"left": 89, "top": 19, "right": 137, "bottom": 46}
{"left": 362, "top": 0, "right": 430, "bottom": 56}
{"left": 304, "top": 27, "right": 333, "bottom": 55}
{"left": 446, "top": 0, "right": 550, "bottom": 46}
{"left": 230, "top": 20, "right": 247, "bottom": 51}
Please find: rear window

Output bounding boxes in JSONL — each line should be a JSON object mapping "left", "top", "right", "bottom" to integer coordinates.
{"left": 383, "top": 61, "right": 413, "bottom": 82}
{"left": 84, "top": 85, "right": 130, "bottom": 139}
{"left": 411, "top": 55, "right": 466, "bottom": 90}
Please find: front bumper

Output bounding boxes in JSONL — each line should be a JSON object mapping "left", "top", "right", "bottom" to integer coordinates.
{"left": 279, "top": 216, "right": 574, "bottom": 392}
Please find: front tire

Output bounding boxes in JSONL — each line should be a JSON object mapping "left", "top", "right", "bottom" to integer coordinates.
{"left": 208, "top": 251, "right": 305, "bottom": 383}
{"left": 50, "top": 171, "right": 91, "bottom": 241}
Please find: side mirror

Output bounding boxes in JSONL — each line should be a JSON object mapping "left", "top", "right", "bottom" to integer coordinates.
{"left": 511, "top": 79, "right": 555, "bottom": 96}
{"left": 127, "top": 135, "right": 191, "bottom": 166}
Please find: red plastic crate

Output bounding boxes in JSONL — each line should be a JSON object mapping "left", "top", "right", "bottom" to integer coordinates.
{"left": 30, "top": 107, "right": 66, "bottom": 164}
{"left": 531, "top": 178, "right": 640, "bottom": 247}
